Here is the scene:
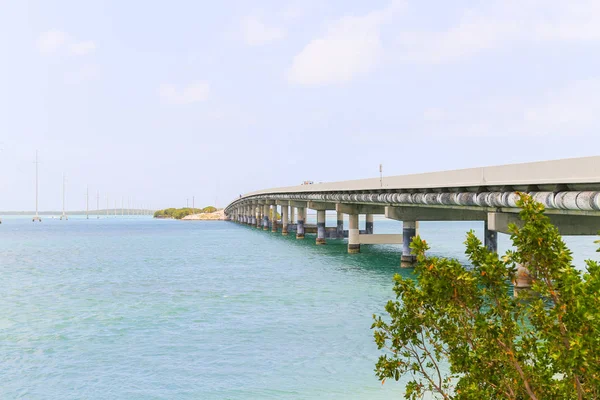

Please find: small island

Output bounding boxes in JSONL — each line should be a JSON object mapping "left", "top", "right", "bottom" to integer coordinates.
{"left": 153, "top": 206, "right": 225, "bottom": 220}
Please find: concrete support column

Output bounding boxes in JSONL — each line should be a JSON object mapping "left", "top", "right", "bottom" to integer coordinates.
{"left": 296, "top": 207, "right": 305, "bottom": 239}
{"left": 484, "top": 220, "right": 498, "bottom": 253}
{"left": 271, "top": 205, "right": 278, "bottom": 232}
{"left": 348, "top": 214, "right": 360, "bottom": 254}
{"left": 263, "top": 204, "right": 269, "bottom": 230}
{"left": 513, "top": 264, "right": 533, "bottom": 297}
{"left": 316, "top": 210, "right": 326, "bottom": 245}
{"left": 401, "top": 221, "right": 417, "bottom": 268}
{"left": 366, "top": 214, "right": 374, "bottom": 234}
{"left": 290, "top": 207, "right": 296, "bottom": 224}
{"left": 256, "top": 207, "right": 261, "bottom": 228}
{"left": 282, "top": 206, "right": 289, "bottom": 235}
{"left": 336, "top": 211, "right": 344, "bottom": 239}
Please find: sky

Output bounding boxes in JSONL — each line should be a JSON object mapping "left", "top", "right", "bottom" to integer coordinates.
{"left": 1, "top": 0, "right": 600, "bottom": 211}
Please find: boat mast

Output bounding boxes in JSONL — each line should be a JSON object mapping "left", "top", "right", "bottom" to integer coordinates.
{"left": 61, "top": 173, "right": 67, "bottom": 220}
{"left": 33, "top": 150, "right": 41, "bottom": 222}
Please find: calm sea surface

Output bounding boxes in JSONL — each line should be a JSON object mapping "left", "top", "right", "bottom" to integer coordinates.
{"left": 1, "top": 215, "right": 598, "bottom": 399}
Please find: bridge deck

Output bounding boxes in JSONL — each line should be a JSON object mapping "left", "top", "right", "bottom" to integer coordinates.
{"left": 242, "top": 156, "right": 600, "bottom": 197}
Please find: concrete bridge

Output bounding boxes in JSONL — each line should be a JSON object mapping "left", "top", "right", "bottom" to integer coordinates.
{"left": 225, "top": 156, "right": 600, "bottom": 267}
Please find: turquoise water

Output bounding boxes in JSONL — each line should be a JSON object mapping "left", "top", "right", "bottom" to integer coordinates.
{"left": 1, "top": 216, "right": 598, "bottom": 399}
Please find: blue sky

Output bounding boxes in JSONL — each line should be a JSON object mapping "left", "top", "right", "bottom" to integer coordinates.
{"left": 1, "top": 0, "right": 600, "bottom": 211}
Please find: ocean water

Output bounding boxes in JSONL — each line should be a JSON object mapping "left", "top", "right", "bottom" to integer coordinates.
{"left": 1, "top": 215, "right": 598, "bottom": 399}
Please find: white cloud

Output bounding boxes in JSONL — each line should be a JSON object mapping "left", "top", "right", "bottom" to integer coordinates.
{"left": 419, "top": 78, "right": 600, "bottom": 137}
{"left": 37, "top": 30, "right": 96, "bottom": 56}
{"left": 523, "top": 78, "right": 600, "bottom": 134}
{"left": 64, "top": 64, "right": 100, "bottom": 84}
{"left": 287, "top": 2, "right": 403, "bottom": 86}
{"left": 159, "top": 82, "right": 211, "bottom": 105}
{"left": 282, "top": 5, "right": 306, "bottom": 21}
{"left": 37, "top": 30, "right": 67, "bottom": 53}
{"left": 423, "top": 108, "right": 447, "bottom": 121}
{"left": 241, "top": 16, "right": 285, "bottom": 46}
{"left": 70, "top": 40, "right": 96, "bottom": 56}
{"left": 397, "top": 1, "right": 600, "bottom": 64}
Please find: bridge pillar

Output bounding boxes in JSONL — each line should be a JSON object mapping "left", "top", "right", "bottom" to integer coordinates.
{"left": 336, "top": 211, "right": 344, "bottom": 239}
{"left": 263, "top": 204, "right": 269, "bottom": 230}
{"left": 348, "top": 214, "right": 360, "bottom": 253}
{"left": 271, "top": 205, "right": 278, "bottom": 232}
{"left": 282, "top": 206, "right": 289, "bottom": 235}
{"left": 401, "top": 221, "right": 417, "bottom": 268}
{"left": 366, "top": 214, "right": 374, "bottom": 234}
{"left": 258, "top": 207, "right": 263, "bottom": 228}
{"left": 316, "top": 210, "right": 326, "bottom": 245}
{"left": 255, "top": 206, "right": 260, "bottom": 228}
{"left": 484, "top": 219, "right": 498, "bottom": 253}
{"left": 296, "top": 207, "right": 305, "bottom": 239}
{"left": 290, "top": 206, "right": 295, "bottom": 224}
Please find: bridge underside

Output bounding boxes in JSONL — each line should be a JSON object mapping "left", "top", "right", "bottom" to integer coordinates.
{"left": 226, "top": 189, "right": 600, "bottom": 268}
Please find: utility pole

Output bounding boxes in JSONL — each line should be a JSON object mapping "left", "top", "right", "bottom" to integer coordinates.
{"left": 121, "top": 197, "right": 124, "bottom": 217}
{"left": 186, "top": 198, "right": 189, "bottom": 209}
{"left": 192, "top": 196, "right": 195, "bottom": 214}
{"left": 96, "top": 190, "right": 100, "bottom": 219}
{"left": 379, "top": 164, "right": 383, "bottom": 188}
{"left": 33, "top": 150, "right": 41, "bottom": 222}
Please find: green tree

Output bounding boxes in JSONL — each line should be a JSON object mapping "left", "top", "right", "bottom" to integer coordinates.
{"left": 372, "top": 193, "right": 600, "bottom": 399}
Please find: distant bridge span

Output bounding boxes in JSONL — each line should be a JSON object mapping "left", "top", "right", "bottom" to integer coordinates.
{"left": 225, "top": 156, "right": 600, "bottom": 267}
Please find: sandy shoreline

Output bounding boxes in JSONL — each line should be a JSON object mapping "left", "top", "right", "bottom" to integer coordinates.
{"left": 181, "top": 209, "right": 226, "bottom": 221}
